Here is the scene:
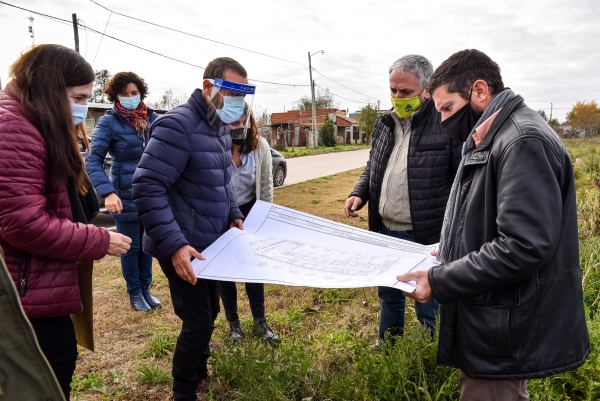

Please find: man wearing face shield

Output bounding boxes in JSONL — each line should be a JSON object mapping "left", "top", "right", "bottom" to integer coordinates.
{"left": 398, "top": 49, "right": 589, "bottom": 400}
{"left": 132, "top": 57, "right": 252, "bottom": 401}
{"left": 344, "top": 55, "right": 463, "bottom": 341}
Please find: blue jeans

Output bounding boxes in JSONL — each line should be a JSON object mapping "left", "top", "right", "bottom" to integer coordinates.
{"left": 115, "top": 220, "right": 153, "bottom": 294}
{"left": 378, "top": 225, "right": 440, "bottom": 339}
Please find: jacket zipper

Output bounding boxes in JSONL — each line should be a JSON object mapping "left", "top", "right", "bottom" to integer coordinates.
{"left": 19, "top": 253, "right": 31, "bottom": 297}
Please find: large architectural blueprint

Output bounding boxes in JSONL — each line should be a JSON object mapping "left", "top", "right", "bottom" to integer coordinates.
{"left": 191, "top": 201, "right": 438, "bottom": 292}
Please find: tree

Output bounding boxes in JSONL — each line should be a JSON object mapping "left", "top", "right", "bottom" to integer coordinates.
{"left": 91, "top": 69, "right": 112, "bottom": 103}
{"left": 294, "top": 87, "right": 338, "bottom": 111}
{"left": 148, "top": 89, "right": 187, "bottom": 110}
{"left": 254, "top": 106, "right": 271, "bottom": 128}
{"left": 537, "top": 110, "right": 548, "bottom": 121}
{"left": 319, "top": 115, "right": 337, "bottom": 147}
{"left": 567, "top": 101, "right": 600, "bottom": 137}
{"left": 358, "top": 104, "right": 378, "bottom": 144}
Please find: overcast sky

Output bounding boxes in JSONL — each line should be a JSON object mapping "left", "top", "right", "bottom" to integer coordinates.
{"left": 1, "top": 0, "right": 599, "bottom": 122}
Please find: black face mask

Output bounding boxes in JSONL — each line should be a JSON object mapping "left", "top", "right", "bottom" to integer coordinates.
{"left": 441, "top": 96, "right": 483, "bottom": 142}
{"left": 230, "top": 128, "right": 247, "bottom": 145}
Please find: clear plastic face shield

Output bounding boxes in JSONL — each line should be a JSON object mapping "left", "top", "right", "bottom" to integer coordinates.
{"left": 207, "top": 78, "right": 255, "bottom": 125}
{"left": 229, "top": 104, "right": 252, "bottom": 145}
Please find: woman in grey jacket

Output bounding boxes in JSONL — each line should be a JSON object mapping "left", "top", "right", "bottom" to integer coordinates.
{"left": 219, "top": 113, "right": 280, "bottom": 344}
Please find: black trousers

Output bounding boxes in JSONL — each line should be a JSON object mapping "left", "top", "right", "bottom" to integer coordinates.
{"left": 219, "top": 197, "right": 266, "bottom": 322}
{"left": 159, "top": 259, "right": 220, "bottom": 401}
{"left": 219, "top": 281, "right": 265, "bottom": 322}
{"left": 30, "top": 315, "right": 78, "bottom": 399}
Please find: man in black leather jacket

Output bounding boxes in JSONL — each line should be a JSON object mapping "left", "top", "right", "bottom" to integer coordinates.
{"left": 398, "top": 49, "right": 589, "bottom": 400}
{"left": 344, "top": 55, "right": 462, "bottom": 340}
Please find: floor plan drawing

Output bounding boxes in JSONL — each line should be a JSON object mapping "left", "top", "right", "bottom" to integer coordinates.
{"left": 192, "top": 201, "right": 438, "bottom": 292}
{"left": 237, "top": 239, "right": 401, "bottom": 277}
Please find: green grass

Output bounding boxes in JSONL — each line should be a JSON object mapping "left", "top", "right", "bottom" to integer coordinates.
{"left": 278, "top": 144, "right": 370, "bottom": 158}
{"left": 72, "top": 371, "right": 107, "bottom": 395}
{"left": 135, "top": 363, "right": 172, "bottom": 385}
{"left": 141, "top": 332, "right": 177, "bottom": 359}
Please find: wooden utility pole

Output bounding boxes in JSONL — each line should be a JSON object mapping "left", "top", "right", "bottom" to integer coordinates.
{"left": 308, "top": 52, "right": 317, "bottom": 148}
{"left": 72, "top": 13, "right": 80, "bottom": 53}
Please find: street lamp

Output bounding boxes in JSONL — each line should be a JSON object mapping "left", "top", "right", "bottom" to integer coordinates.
{"left": 308, "top": 50, "right": 324, "bottom": 148}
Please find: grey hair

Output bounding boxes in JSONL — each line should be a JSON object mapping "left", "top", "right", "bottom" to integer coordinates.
{"left": 389, "top": 55, "right": 433, "bottom": 89}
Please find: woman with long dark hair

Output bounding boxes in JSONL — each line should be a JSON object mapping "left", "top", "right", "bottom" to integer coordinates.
{"left": 0, "top": 44, "right": 131, "bottom": 398}
{"left": 86, "top": 72, "right": 160, "bottom": 312}
{"left": 219, "top": 112, "right": 281, "bottom": 344}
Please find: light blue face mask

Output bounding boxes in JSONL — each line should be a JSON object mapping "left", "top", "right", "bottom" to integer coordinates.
{"left": 71, "top": 103, "right": 88, "bottom": 125}
{"left": 215, "top": 95, "right": 245, "bottom": 124}
{"left": 119, "top": 95, "right": 141, "bottom": 110}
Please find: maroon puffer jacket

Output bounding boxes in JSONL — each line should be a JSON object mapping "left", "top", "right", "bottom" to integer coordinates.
{"left": 0, "top": 85, "right": 110, "bottom": 319}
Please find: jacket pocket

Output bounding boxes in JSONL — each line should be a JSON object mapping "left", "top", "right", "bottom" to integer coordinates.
{"left": 466, "top": 282, "right": 522, "bottom": 306}
{"left": 457, "top": 304, "right": 516, "bottom": 368}
{"left": 416, "top": 142, "right": 447, "bottom": 152}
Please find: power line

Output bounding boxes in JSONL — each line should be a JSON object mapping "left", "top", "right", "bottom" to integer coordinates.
{"left": 88, "top": 0, "right": 306, "bottom": 67}
{"left": 91, "top": 11, "right": 111, "bottom": 67}
{"left": 0, "top": 1, "right": 309, "bottom": 87}
{"left": 78, "top": 18, "right": 89, "bottom": 58}
{"left": 312, "top": 67, "right": 381, "bottom": 102}
{"left": 314, "top": 84, "right": 372, "bottom": 105}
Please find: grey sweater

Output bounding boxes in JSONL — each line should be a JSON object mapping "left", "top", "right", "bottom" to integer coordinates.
{"left": 378, "top": 112, "right": 412, "bottom": 231}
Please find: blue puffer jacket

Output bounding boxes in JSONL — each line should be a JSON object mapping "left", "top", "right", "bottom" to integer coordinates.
{"left": 132, "top": 89, "right": 243, "bottom": 260}
{"left": 86, "top": 108, "right": 158, "bottom": 222}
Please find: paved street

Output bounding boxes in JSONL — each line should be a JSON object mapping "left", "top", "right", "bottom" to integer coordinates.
{"left": 281, "top": 148, "right": 370, "bottom": 187}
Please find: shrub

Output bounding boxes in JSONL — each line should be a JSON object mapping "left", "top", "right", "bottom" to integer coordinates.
{"left": 319, "top": 116, "right": 337, "bottom": 147}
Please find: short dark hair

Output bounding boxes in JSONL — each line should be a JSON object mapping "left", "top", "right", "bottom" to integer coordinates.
{"left": 203, "top": 57, "right": 247, "bottom": 80}
{"left": 429, "top": 49, "right": 505, "bottom": 101}
{"left": 105, "top": 72, "right": 149, "bottom": 102}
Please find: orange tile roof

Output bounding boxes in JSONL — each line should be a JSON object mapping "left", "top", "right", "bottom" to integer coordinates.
{"left": 271, "top": 109, "right": 341, "bottom": 125}
{"left": 336, "top": 115, "right": 358, "bottom": 126}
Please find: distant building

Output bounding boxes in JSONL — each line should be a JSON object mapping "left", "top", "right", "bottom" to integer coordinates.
{"left": 269, "top": 109, "right": 359, "bottom": 147}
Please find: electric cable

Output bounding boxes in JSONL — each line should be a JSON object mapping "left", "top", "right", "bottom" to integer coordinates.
{"left": 88, "top": 0, "right": 306, "bottom": 67}
{"left": 0, "top": 1, "right": 309, "bottom": 87}
{"left": 91, "top": 12, "right": 111, "bottom": 67}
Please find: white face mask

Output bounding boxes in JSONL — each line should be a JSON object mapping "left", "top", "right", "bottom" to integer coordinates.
{"left": 215, "top": 95, "right": 245, "bottom": 123}
{"left": 119, "top": 95, "right": 141, "bottom": 110}
{"left": 71, "top": 103, "right": 88, "bottom": 125}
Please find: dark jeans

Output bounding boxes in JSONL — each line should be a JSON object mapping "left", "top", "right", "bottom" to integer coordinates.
{"left": 159, "top": 259, "right": 220, "bottom": 401}
{"left": 378, "top": 225, "right": 440, "bottom": 339}
{"left": 30, "top": 315, "right": 78, "bottom": 399}
{"left": 219, "top": 197, "right": 266, "bottom": 322}
{"left": 115, "top": 220, "right": 153, "bottom": 294}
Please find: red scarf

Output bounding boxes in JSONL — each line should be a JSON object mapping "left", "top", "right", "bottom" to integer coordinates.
{"left": 114, "top": 101, "right": 149, "bottom": 143}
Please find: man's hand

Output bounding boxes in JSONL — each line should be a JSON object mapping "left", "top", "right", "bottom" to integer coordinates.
{"left": 396, "top": 270, "right": 434, "bottom": 304}
{"left": 172, "top": 245, "right": 205, "bottom": 285}
{"left": 230, "top": 218, "right": 244, "bottom": 230}
{"left": 344, "top": 196, "right": 363, "bottom": 217}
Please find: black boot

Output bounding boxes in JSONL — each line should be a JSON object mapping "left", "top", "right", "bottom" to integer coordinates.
{"left": 129, "top": 292, "right": 151, "bottom": 312}
{"left": 253, "top": 317, "right": 280, "bottom": 344}
{"left": 228, "top": 320, "right": 245, "bottom": 344}
{"left": 142, "top": 285, "right": 162, "bottom": 309}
